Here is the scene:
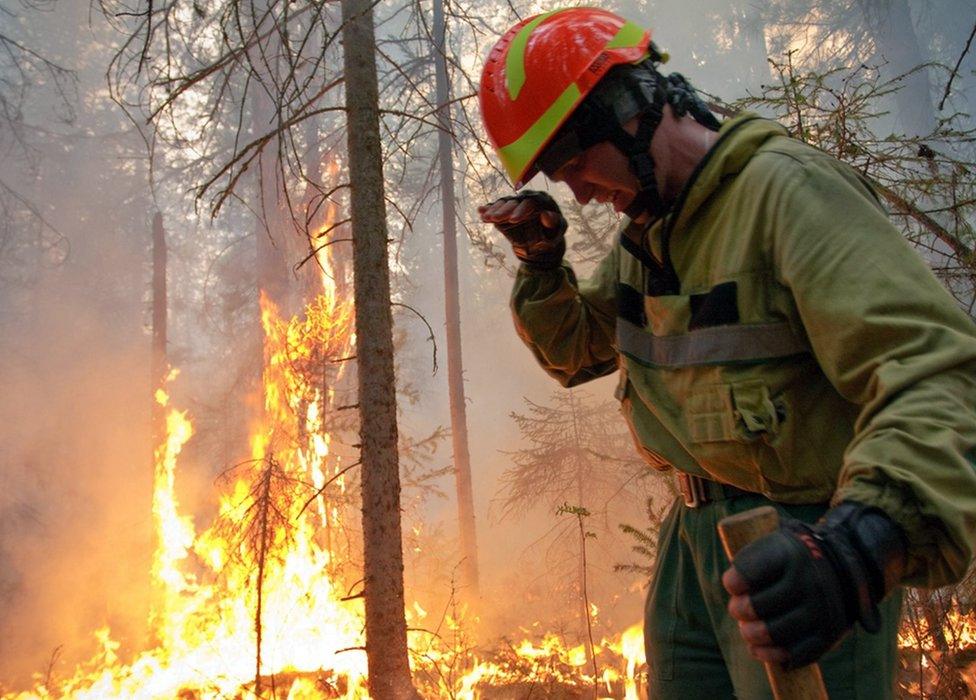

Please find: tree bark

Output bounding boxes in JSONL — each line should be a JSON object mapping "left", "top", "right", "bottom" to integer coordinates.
{"left": 432, "top": 0, "right": 480, "bottom": 604}
{"left": 340, "top": 0, "right": 417, "bottom": 696}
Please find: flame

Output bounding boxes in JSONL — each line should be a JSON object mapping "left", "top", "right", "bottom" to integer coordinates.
{"left": 899, "top": 603, "right": 976, "bottom": 653}
{"left": 315, "top": 159, "right": 343, "bottom": 305}
{"left": 617, "top": 624, "right": 646, "bottom": 700}
{"left": 443, "top": 623, "right": 647, "bottom": 699}
{"left": 3, "top": 197, "right": 653, "bottom": 698}
{"left": 897, "top": 599, "right": 976, "bottom": 697}
{"left": 4, "top": 227, "right": 367, "bottom": 698}
{"left": 150, "top": 375, "right": 195, "bottom": 621}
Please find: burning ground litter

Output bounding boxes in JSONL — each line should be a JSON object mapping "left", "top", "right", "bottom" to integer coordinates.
{"left": 0, "top": 254, "right": 649, "bottom": 698}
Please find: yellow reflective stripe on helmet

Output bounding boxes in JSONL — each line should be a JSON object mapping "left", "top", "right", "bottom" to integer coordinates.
{"left": 505, "top": 9, "right": 561, "bottom": 100}
{"left": 499, "top": 82, "right": 581, "bottom": 184}
{"left": 605, "top": 20, "right": 646, "bottom": 49}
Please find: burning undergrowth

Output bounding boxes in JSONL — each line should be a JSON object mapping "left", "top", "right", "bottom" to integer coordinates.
{"left": 1, "top": 244, "right": 648, "bottom": 699}
{"left": 4, "top": 252, "right": 976, "bottom": 698}
{"left": 897, "top": 588, "right": 976, "bottom": 698}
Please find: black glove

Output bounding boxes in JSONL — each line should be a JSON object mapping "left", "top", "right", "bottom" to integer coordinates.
{"left": 731, "top": 501, "right": 907, "bottom": 668}
{"left": 491, "top": 190, "right": 567, "bottom": 270}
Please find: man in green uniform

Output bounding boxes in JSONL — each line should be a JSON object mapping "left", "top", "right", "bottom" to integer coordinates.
{"left": 477, "top": 7, "right": 976, "bottom": 699}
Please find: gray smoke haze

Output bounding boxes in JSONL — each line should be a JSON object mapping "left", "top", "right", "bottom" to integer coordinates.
{"left": 1, "top": 0, "right": 973, "bottom": 693}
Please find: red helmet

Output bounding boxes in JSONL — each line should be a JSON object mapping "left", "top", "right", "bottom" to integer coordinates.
{"left": 479, "top": 8, "right": 652, "bottom": 188}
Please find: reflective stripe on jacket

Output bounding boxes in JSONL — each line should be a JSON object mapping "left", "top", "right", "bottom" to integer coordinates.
{"left": 511, "top": 114, "right": 976, "bottom": 587}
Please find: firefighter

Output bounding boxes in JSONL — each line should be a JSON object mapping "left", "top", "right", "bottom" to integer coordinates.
{"left": 477, "top": 8, "right": 976, "bottom": 699}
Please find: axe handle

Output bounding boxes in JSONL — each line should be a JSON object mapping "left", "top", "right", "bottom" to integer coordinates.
{"left": 718, "top": 506, "right": 830, "bottom": 700}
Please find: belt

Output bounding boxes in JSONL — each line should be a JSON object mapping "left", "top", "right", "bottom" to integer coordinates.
{"left": 676, "top": 471, "right": 752, "bottom": 508}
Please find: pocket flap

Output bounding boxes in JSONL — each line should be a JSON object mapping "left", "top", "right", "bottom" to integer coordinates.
{"left": 732, "top": 380, "right": 782, "bottom": 436}
{"left": 687, "top": 380, "right": 782, "bottom": 443}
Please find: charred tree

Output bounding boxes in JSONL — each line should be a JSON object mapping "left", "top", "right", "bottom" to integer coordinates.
{"left": 212, "top": 456, "right": 296, "bottom": 698}
{"left": 432, "top": 0, "right": 480, "bottom": 604}
{"left": 340, "top": 0, "right": 417, "bottom": 696}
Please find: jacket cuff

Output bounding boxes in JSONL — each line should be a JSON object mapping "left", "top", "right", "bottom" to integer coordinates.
{"left": 517, "top": 260, "right": 571, "bottom": 276}
{"left": 832, "top": 475, "right": 935, "bottom": 586}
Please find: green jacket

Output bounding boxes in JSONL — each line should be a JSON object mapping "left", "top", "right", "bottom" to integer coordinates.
{"left": 511, "top": 114, "right": 976, "bottom": 587}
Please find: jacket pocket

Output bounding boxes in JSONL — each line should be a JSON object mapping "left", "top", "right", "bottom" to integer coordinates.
{"left": 687, "top": 380, "right": 784, "bottom": 444}
{"left": 685, "top": 380, "right": 787, "bottom": 492}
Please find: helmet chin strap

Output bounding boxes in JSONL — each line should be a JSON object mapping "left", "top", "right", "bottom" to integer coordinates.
{"left": 602, "top": 68, "right": 721, "bottom": 222}
{"left": 620, "top": 110, "right": 667, "bottom": 222}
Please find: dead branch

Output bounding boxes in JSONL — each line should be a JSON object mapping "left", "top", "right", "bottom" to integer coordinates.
{"left": 939, "top": 22, "right": 976, "bottom": 111}
{"left": 875, "top": 183, "right": 975, "bottom": 263}
{"left": 296, "top": 460, "right": 363, "bottom": 518}
{"left": 391, "top": 302, "right": 438, "bottom": 375}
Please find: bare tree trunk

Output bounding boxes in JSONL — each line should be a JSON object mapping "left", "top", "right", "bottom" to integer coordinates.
{"left": 858, "top": 0, "right": 936, "bottom": 136}
{"left": 250, "top": 4, "right": 292, "bottom": 311}
{"left": 252, "top": 463, "right": 273, "bottom": 697}
{"left": 151, "top": 211, "right": 167, "bottom": 445}
{"left": 432, "top": 0, "right": 480, "bottom": 604}
{"left": 340, "top": 0, "right": 417, "bottom": 696}
{"left": 567, "top": 391, "right": 595, "bottom": 674}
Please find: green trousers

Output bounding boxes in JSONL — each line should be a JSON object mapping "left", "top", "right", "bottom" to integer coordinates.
{"left": 645, "top": 493, "right": 903, "bottom": 699}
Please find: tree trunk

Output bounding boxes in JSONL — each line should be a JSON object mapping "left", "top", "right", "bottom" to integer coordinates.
{"left": 567, "top": 390, "right": 595, "bottom": 674}
{"left": 250, "top": 4, "right": 292, "bottom": 311}
{"left": 151, "top": 211, "right": 167, "bottom": 445}
{"left": 432, "top": 0, "right": 480, "bottom": 604}
{"left": 858, "top": 0, "right": 936, "bottom": 136}
{"left": 340, "top": 0, "right": 417, "bottom": 696}
{"left": 731, "top": 0, "right": 771, "bottom": 95}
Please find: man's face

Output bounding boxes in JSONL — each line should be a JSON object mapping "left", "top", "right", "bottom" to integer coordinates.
{"left": 548, "top": 139, "right": 640, "bottom": 214}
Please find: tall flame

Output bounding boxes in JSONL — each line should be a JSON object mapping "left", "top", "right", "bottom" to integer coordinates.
{"left": 4, "top": 188, "right": 654, "bottom": 699}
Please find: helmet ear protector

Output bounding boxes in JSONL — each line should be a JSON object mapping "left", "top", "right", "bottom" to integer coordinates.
{"left": 536, "top": 57, "right": 721, "bottom": 220}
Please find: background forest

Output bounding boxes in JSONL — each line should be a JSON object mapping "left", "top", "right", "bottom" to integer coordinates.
{"left": 0, "top": 0, "right": 974, "bottom": 698}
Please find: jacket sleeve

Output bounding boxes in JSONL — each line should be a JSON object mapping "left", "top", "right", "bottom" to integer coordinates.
{"left": 767, "top": 154, "right": 976, "bottom": 587}
{"left": 510, "top": 247, "right": 620, "bottom": 387}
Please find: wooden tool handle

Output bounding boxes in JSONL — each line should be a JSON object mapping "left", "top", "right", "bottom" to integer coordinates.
{"left": 718, "top": 506, "right": 830, "bottom": 700}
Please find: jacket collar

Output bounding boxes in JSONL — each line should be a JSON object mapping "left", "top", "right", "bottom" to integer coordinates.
{"left": 667, "top": 114, "right": 787, "bottom": 235}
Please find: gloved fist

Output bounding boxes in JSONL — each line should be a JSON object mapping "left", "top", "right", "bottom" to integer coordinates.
{"left": 722, "top": 502, "right": 906, "bottom": 669}
{"left": 478, "top": 190, "right": 567, "bottom": 269}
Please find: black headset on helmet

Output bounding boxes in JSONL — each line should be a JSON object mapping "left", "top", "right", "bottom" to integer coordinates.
{"left": 535, "top": 50, "right": 721, "bottom": 221}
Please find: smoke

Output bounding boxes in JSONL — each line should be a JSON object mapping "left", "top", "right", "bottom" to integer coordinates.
{"left": 2, "top": 0, "right": 972, "bottom": 693}
{"left": 0, "top": 244, "right": 154, "bottom": 686}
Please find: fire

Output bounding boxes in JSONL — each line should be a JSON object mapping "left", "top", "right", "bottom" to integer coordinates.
{"left": 897, "top": 596, "right": 976, "bottom": 697}
{"left": 151, "top": 369, "right": 195, "bottom": 599}
{"left": 443, "top": 623, "right": 646, "bottom": 699}
{"left": 5, "top": 238, "right": 366, "bottom": 698}
{"left": 3, "top": 217, "right": 651, "bottom": 698}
